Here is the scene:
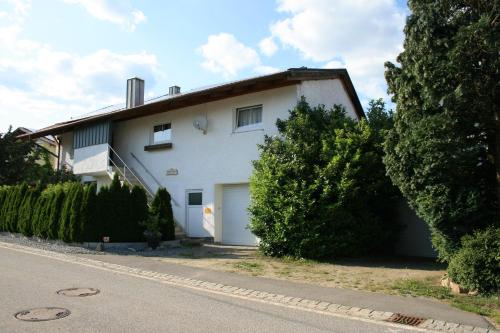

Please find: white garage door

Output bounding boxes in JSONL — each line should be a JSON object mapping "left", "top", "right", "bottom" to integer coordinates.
{"left": 222, "top": 184, "right": 258, "bottom": 246}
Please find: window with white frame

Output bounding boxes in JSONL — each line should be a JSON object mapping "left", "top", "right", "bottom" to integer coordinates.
{"left": 236, "top": 105, "right": 262, "bottom": 129}
{"left": 152, "top": 123, "right": 171, "bottom": 143}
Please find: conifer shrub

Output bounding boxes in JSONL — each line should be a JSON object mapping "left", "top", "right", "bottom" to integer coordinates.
{"left": 46, "top": 185, "right": 65, "bottom": 239}
{"left": 129, "top": 186, "right": 148, "bottom": 242}
{"left": 80, "top": 183, "right": 99, "bottom": 242}
{"left": 58, "top": 182, "right": 78, "bottom": 242}
{"left": 68, "top": 184, "right": 84, "bottom": 242}
{"left": 150, "top": 187, "right": 175, "bottom": 241}
{"left": 17, "top": 184, "right": 42, "bottom": 236}
{"left": 0, "top": 178, "right": 149, "bottom": 243}
{"left": 5, "top": 184, "right": 27, "bottom": 232}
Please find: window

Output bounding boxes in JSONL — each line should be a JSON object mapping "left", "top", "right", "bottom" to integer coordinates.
{"left": 153, "top": 123, "right": 171, "bottom": 143}
{"left": 236, "top": 105, "right": 262, "bottom": 129}
{"left": 188, "top": 192, "right": 202, "bottom": 206}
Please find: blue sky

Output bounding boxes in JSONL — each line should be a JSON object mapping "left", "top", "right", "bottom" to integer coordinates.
{"left": 0, "top": 0, "right": 409, "bottom": 131}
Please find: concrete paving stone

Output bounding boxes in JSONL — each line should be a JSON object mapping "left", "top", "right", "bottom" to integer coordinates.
{"left": 357, "top": 308, "right": 373, "bottom": 317}
{"left": 327, "top": 304, "right": 342, "bottom": 312}
{"left": 461, "top": 325, "right": 475, "bottom": 331}
{"left": 472, "top": 328, "right": 489, "bottom": 333}
{"left": 317, "top": 301, "right": 330, "bottom": 310}
{"left": 338, "top": 305, "right": 351, "bottom": 313}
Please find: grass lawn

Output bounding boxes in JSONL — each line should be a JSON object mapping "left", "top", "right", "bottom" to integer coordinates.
{"left": 153, "top": 244, "right": 499, "bottom": 326}
{"left": 392, "top": 277, "right": 500, "bottom": 326}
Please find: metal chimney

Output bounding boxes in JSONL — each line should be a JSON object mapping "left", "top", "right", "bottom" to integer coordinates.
{"left": 126, "top": 77, "right": 145, "bottom": 109}
{"left": 169, "top": 85, "right": 181, "bottom": 95}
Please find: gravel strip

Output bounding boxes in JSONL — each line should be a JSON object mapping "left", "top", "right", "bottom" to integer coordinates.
{"left": 0, "top": 232, "right": 101, "bottom": 255}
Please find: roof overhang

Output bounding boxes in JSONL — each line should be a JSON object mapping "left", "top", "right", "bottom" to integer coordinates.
{"left": 19, "top": 68, "right": 365, "bottom": 140}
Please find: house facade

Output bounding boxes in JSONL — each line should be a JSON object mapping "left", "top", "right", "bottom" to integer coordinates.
{"left": 22, "top": 68, "right": 435, "bottom": 255}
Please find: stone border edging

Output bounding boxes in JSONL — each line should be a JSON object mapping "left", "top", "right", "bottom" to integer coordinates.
{"left": 0, "top": 241, "right": 496, "bottom": 333}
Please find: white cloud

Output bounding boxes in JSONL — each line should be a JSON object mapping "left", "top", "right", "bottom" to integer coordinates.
{"left": 61, "top": 0, "right": 146, "bottom": 31}
{"left": 259, "top": 36, "right": 278, "bottom": 57}
{"left": 269, "top": 0, "right": 406, "bottom": 101}
{"left": 199, "top": 33, "right": 261, "bottom": 78}
{"left": 0, "top": 1, "right": 158, "bottom": 131}
{"left": 323, "top": 60, "right": 345, "bottom": 69}
{"left": 254, "top": 65, "right": 281, "bottom": 75}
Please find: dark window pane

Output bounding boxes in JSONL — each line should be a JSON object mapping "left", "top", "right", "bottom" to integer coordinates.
{"left": 188, "top": 192, "right": 202, "bottom": 205}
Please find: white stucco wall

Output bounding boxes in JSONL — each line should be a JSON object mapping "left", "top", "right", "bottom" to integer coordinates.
{"left": 58, "top": 132, "right": 74, "bottom": 170}
{"left": 56, "top": 79, "right": 361, "bottom": 240}
{"left": 298, "top": 79, "right": 358, "bottom": 119}
{"left": 73, "top": 143, "right": 109, "bottom": 175}
{"left": 112, "top": 85, "right": 299, "bottom": 236}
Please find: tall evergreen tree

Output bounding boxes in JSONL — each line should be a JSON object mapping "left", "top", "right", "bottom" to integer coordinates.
{"left": 150, "top": 187, "right": 175, "bottom": 241}
{"left": 81, "top": 183, "right": 99, "bottom": 242}
{"left": 129, "top": 186, "right": 148, "bottom": 242}
{"left": 68, "top": 184, "right": 84, "bottom": 242}
{"left": 384, "top": 0, "right": 499, "bottom": 261}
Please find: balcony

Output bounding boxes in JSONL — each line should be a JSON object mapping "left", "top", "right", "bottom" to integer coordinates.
{"left": 73, "top": 143, "right": 109, "bottom": 175}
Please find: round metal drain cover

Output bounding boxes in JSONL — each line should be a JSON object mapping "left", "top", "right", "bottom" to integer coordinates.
{"left": 57, "top": 288, "right": 100, "bottom": 297}
{"left": 14, "top": 307, "right": 70, "bottom": 322}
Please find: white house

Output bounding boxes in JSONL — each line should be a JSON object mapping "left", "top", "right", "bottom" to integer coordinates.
{"left": 22, "top": 68, "right": 434, "bottom": 255}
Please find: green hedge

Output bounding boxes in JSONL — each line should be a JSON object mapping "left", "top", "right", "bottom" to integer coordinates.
{"left": 0, "top": 176, "right": 149, "bottom": 243}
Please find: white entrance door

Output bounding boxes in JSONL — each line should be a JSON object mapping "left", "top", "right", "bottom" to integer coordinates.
{"left": 222, "top": 184, "right": 258, "bottom": 246}
{"left": 186, "top": 190, "right": 210, "bottom": 237}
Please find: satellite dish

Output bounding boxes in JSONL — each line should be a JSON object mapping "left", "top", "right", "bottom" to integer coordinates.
{"left": 193, "top": 116, "right": 208, "bottom": 134}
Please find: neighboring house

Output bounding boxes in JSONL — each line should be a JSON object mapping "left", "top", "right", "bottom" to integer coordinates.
{"left": 20, "top": 67, "right": 435, "bottom": 256}
{"left": 12, "top": 127, "right": 59, "bottom": 170}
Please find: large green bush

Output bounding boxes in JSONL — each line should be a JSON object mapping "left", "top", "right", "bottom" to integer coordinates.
{"left": 448, "top": 227, "right": 500, "bottom": 294}
{"left": 249, "top": 98, "right": 400, "bottom": 259}
{"left": 150, "top": 187, "right": 175, "bottom": 241}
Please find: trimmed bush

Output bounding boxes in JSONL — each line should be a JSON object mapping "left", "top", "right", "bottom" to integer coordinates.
{"left": 150, "top": 187, "right": 175, "bottom": 241}
{"left": 447, "top": 227, "right": 500, "bottom": 295}
{"left": 249, "top": 99, "right": 400, "bottom": 259}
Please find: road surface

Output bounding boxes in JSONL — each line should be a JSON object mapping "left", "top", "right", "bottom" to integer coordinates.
{"left": 0, "top": 245, "right": 423, "bottom": 333}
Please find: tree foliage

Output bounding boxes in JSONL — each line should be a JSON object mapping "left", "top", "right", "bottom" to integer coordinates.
{"left": 384, "top": 0, "right": 499, "bottom": 261}
{"left": 249, "top": 98, "right": 400, "bottom": 259}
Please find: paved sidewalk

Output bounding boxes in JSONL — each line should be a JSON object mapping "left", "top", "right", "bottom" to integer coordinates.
{"left": 76, "top": 251, "right": 492, "bottom": 330}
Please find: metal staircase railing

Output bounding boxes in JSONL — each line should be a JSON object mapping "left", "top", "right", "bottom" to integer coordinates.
{"left": 107, "top": 145, "right": 154, "bottom": 200}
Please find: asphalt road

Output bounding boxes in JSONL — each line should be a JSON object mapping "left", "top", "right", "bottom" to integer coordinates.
{"left": 0, "top": 246, "right": 422, "bottom": 333}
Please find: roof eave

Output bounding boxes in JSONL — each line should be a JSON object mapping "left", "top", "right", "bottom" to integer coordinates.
{"left": 18, "top": 68, "right": 364, "bottom": 140}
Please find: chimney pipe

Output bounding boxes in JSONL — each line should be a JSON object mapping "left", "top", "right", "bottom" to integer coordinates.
{"left": 126, "top": 77, "right": 145, "bottom": 109}
{"left": 169, "top": 85, "right": 181, "bottom": 95}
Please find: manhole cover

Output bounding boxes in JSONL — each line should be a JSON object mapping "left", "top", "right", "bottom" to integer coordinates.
{"left": 57, "top": 288, "right": 100, "bottom": 297}
{"left": 387, "top": 313, "right": 426, "bottom": 326}
{"left": 14, "top": 307, "right": 70, "bottom": 322}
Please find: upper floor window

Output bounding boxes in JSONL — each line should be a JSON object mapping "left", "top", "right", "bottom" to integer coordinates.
{"left": 236, "top": 105, "right": 262, "bottom": 129}
{"left": 153, "top": 123, "right": 171, "bottom": 143}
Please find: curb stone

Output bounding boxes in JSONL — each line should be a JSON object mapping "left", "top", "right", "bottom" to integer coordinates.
{"left": 0, "top": 241, "right": 497, "bottom": 333}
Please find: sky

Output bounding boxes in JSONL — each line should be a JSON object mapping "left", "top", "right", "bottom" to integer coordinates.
{"left": 0, "top": 0, "right": 409, "bottom": 131}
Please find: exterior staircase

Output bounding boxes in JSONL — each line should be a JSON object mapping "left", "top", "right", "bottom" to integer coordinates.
{"left": 106, "top": 145, "right": 187, "bottom": 239}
